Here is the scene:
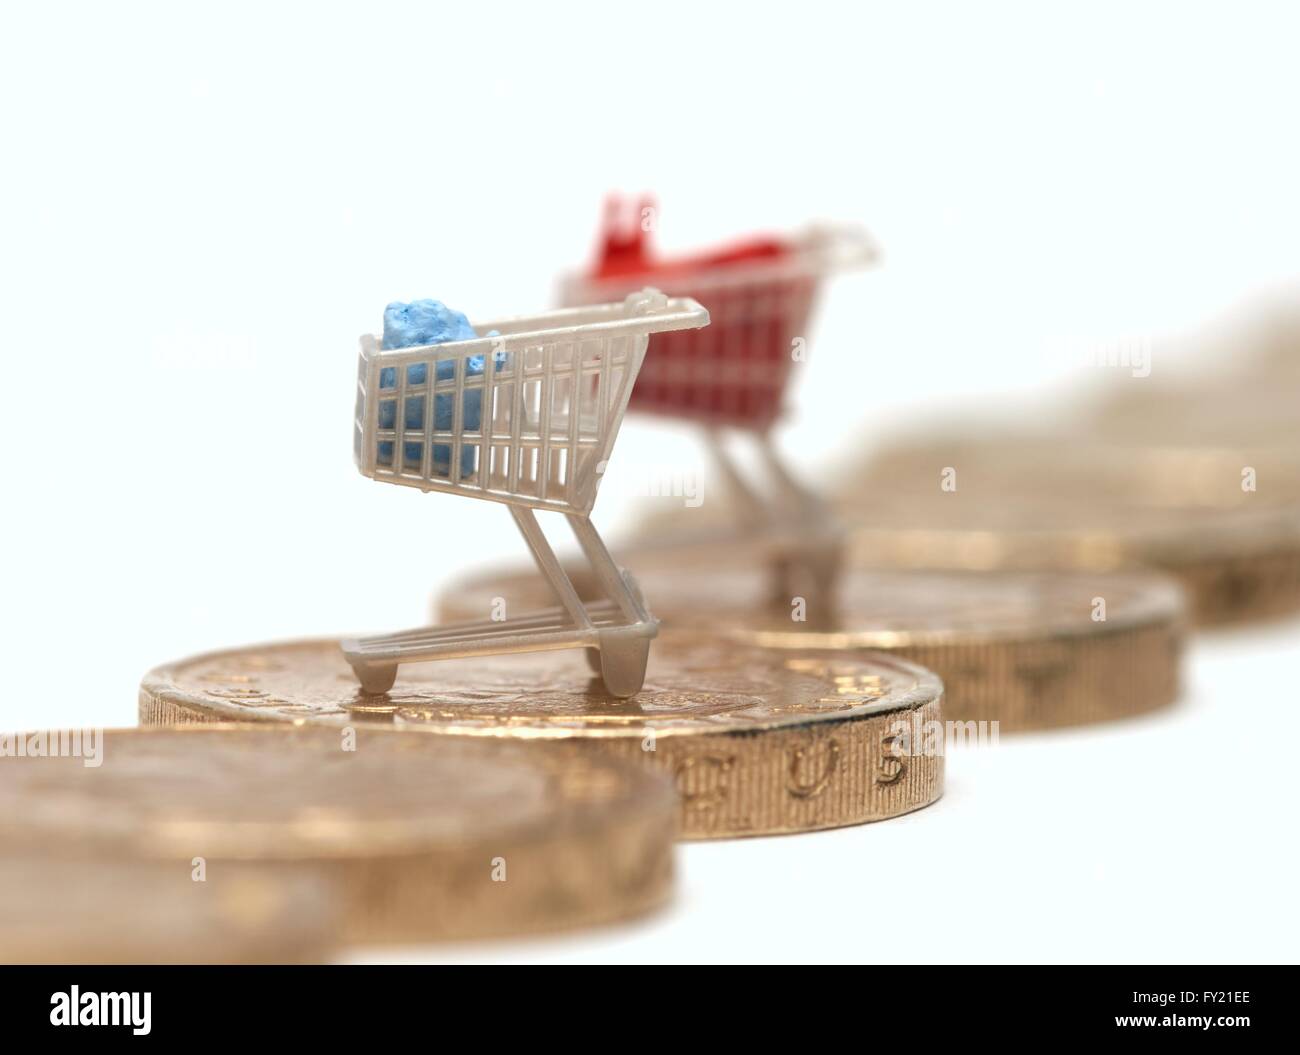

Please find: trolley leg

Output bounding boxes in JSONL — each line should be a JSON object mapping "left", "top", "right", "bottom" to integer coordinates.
{"left": 565, "top": 516, "right": 653, "bottom": 697}
{"left": 754, "top": 431, "right": 827, "bottom": 526}
{"left": 770, "top": 552, "right": 797, "bottom": 607}
{"left": 703, "top": 427, "right": 771, "bottom": 530}
{"left": 810, "top": 535, "right": 844, "bottom": 611}
{"left": 753, "top": 432, "right": 843, "bottom": 612}
{"left": 351, "top": 660, "right": 397, "bottom": 696}
{"left": 565, "top": 514, "right": 646, "bottom": 624}
{"left": 596, "top": 630, "right": 652, "bottom": 699}
{"left": 510, "top": 505, "right": 592, "bottom": 631}
{"left": 771, "top": 538, "right": 844, "bottom": 621}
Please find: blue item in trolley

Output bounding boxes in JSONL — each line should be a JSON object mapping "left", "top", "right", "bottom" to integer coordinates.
{"left": 382, "top": 298, "right": 480, "bottom": 354}
{"left": 377, "top": 299, "right": 491, "bottom": 477}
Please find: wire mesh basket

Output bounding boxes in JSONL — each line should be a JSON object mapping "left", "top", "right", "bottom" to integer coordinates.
{"left": 561, "top": 218, "right": 878, "bottom": 604}
{"left": 560, "top": 222, "right": 877, "bottom": 432}
{"left": 344, "top": 289, "right": 710, "bottom": 697}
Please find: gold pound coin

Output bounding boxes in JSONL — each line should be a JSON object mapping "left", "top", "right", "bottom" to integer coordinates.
{"left": 839, "top": 439, "right": 1300, "bottom": 626}
{"left": 437, "top": 563, "right": 1186, "bottom": 732}
{"left": 140, "top": 636, "right": 944, "bottom": 839}
{"left": 1085, "top": 301, "right": 1300, "bottom": 450}
{"left": 1087, "top": 378, "right": 1300, "bottom": 450}
{"left": 0, "top": 857, "right": 338, "bottom": 964}
{"left": 0, "top": 726, "right": 674, "bottom": 944}
{"left": 623, "top": 438, "right": 1300, "bottom": 625}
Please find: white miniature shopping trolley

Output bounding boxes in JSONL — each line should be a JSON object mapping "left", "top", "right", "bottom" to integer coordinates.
{"left": 342, "top": 289, "right": 709, "bottom": 698}
{"left": 561, "top": 218, "right": 879, "bottom": 603}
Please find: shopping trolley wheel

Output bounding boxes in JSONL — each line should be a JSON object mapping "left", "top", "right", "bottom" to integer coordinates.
{"left": 352, "top": 661, "right": 397, "bottom": 696}
{"left": 583, "top": 648, "right": 602, "bottom": 674}
{"left": 770, "top": 538, "right": 844, "bottom": 613}
{"left": 597, "top": 635, "right": 652, "bottom": 699}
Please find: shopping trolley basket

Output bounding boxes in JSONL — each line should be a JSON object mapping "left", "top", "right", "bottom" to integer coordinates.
{"left": 342, "top": 289, "right": 710, "bottom": 698}
{"left": 561, "top": 213, "right": 878, "bottom": 603}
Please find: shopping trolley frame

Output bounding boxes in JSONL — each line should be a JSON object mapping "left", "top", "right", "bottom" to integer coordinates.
{"left": 562, "top": 224, "right": 879, "bottom": 607}
{"left": 342, "top": 290, "right": 709, "bottom": 697}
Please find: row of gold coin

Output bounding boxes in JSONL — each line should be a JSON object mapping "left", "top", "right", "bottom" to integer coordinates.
{"left": 7, "top": 311, "right": 1297, "bottom": 962}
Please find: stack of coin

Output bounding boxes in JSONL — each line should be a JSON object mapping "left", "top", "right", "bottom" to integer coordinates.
{"left": 434, "top": 561, "right": 1186, "bottom": 732}
{"left": 140, "top": 634, "right": 944, "bottom": 839}
{"left": 839, "top": 437, "right": 1300, "bottom": 626}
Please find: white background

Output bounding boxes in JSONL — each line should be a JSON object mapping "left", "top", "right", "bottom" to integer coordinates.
{"left": 2, "top": 1, "right": 1298, "bottom": 963}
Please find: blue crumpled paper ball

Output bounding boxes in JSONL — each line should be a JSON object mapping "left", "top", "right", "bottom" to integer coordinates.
{"left": 376, "top": 299, "right": 493, "bottom": 478}
{"left": 382, "top": 298, "right": 479, "bottom": 353}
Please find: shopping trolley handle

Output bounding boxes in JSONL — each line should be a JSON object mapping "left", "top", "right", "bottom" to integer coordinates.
{"left": 803, "top": 222, "right": 883, "bottom": 273}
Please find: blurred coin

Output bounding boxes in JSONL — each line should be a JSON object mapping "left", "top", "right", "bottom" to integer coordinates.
{"left": 1084, "top": 296, "right": 1300, "bottom": 449}
{"left": 140, "top": 636, "right": 944, "bottom": 839}
{"left": 0, "top": 856, "right": 337, "bottom": 964}
{"left": 1085, "top": 369, "right": 1300, "bottom": 450}
{"left": 436, "top": 564, "right": 1185, "bottom": 732}
{"left": 1243, "top": 299, "right": 1300, "bottom": 382}
{"left": 835, "top": 439, "right": 1300, "bottom": 625}
{"left": 636, "top": 437, "right": 1300, "bottom": 625}
{"left": 0, "top": 726, "right": 674, "bottom": 942}
{"left": 1088, "top": 384, "right": 1300, "bottom": 450}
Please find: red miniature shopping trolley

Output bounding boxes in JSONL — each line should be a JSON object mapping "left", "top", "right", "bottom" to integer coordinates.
{"left": 343, "top": 289, "right": 710, "bottom": 697}
{"left": 560, "top": 199, "right": 879, "bottom": 602}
